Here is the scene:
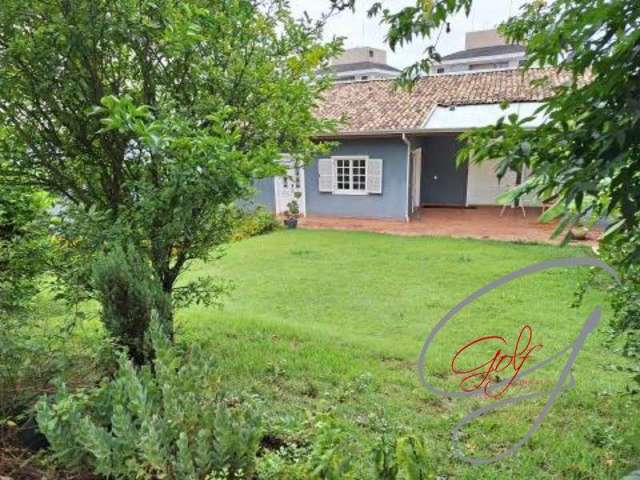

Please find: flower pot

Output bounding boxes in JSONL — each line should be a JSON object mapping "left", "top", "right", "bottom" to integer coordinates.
{"left": 570, "top": 227, "right": 589, "bottom": 240}
{"left": 284, "top": 217, "right": 298, "bottom": 229}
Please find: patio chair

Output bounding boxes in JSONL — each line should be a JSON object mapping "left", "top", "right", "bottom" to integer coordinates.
{"left": 498, "top": 178, "right": 527, "bottom": 217}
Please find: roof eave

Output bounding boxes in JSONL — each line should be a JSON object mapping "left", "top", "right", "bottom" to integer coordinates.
{"left": 313, "top": 128, "right": 466, "bottom": 139}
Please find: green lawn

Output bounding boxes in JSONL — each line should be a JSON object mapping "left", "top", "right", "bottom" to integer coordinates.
{"left": 171, "top": 229, "right": 638, "bottom": 479}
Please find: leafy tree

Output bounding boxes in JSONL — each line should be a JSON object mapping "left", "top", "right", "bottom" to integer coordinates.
{"left": 0, "top": 174, "right": 59, "bottom": 420}
{"left": 0, "top": 173, "right": 51, "bottom": 315}
{"left": 0, "top": 0, "right": 338, "bottom": 356}
{"left": 333, "top": 0, "right": 640, "bottom": 377}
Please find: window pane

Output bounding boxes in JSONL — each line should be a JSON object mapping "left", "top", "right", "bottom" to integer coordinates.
{"left": 332, "top": 158, "right": 371, "bottom": 191}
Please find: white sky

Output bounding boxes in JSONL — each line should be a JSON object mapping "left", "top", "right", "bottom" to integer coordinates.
{"left": 290, "top": 0, "right": 530, "bottom": 69}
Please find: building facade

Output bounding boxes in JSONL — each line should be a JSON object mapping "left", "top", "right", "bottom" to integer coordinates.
{"left": 250, "top": 68, "right": 564, "bottom": 221}
{"left": 433, "top": 29, "right": 526, "bottom": 74}
{"left": 325, "top": 47, "right": 401, "bottom": 82}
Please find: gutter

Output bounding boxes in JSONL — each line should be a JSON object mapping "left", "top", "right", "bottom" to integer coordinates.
{"left": 314, "top": 127, "right": 466, "bottom": 140}
{"left": 402, "top": 133, "right": 411, "bottom": 223}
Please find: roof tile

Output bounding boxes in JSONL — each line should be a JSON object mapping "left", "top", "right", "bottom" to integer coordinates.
{"left": 315, "top": 68, "right": 571, "bottom": 133}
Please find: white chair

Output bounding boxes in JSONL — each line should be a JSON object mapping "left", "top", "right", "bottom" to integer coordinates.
{"left": 498, "top": 181, "right": 527, "bottom": 217}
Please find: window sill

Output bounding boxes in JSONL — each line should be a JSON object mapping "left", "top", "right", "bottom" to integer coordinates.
{"left": 332, "top": 190, "right": 369, "bottom": 196}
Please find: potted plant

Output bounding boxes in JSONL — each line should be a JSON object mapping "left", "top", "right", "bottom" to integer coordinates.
{"left": 570, "top": 224, "right": 589, "bottom": 241}
{"left": 284, "top": 192, "right": 301, "bottom": 229}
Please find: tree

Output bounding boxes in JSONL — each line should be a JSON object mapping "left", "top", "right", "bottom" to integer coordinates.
{"left": 0, "top": 169, "right": 51, "bottom": 315}
{"left": 332, "top": 0, "right": 640, "bottom": 375}
{"left": 0, "top": 0, "right": 339, "bottom": 360}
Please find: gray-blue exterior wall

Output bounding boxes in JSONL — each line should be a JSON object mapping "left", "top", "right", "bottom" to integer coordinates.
{"left": 248, "top": 177, "right": 276, "bottom": 211}
{"left": 305, "top": 138, "right": 409, "bottom": 219}
{"left": 247, "top": 137, "right": 410, "bottom": 219}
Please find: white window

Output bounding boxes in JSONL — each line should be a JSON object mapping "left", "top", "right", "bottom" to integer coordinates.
{"left": 318, "top": 156, "right": 383, "bottom": 195}
{"left": 336, "top": 157, "right": 367, "bottom": 193}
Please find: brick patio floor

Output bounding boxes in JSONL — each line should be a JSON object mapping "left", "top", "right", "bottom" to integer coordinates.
{"left": 298, "top": 206, "right": 601, "bottom": 246}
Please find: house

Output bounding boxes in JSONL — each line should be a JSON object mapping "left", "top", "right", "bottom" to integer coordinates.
{"left": 323, "top": 47, "right": 401, "bottom": 82}
{"left": 433, "top": 29, "right": 526, "bottom": 74}
{"left": 252, "top": 68, "right": 566, "bottom": 221}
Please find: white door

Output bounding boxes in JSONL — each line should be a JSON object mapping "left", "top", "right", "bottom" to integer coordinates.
{"left": 411, "top": 148, "right": 422, "bottom": 211}
{"left": 274, "top": 162, "right": 306, "bottom": 215}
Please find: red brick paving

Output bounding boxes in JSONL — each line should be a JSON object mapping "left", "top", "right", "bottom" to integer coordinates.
{"left": 298, "top": 207, "right": 601, "bottom": 246}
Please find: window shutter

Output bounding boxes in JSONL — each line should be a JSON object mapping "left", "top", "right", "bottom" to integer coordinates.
{"left": 366, "top": 158, "right": 383, "bottom": 194}
{"left": 318, "top": 158, "right": 333, "bottom": 192}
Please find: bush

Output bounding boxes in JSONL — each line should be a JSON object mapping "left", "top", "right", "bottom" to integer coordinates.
{"left": 0, "top": 316, "right": 67, "bottom": 426}
{"left": 601, "top": 232, "right": 640, "bottom": 391}
{"left": 91, "top": 243, "right": 173, "bottom": 365}
{"left": 255, "top": 413, "right": 431, "bottom": 480}
{"left": 36, "top": 319, "right": 262, "bottom": 480}
{"left": 0, "top": 183, "right": 52, "bottom": 315}
{"left": 232, "top": 207, "right": 280, "bottom": 241}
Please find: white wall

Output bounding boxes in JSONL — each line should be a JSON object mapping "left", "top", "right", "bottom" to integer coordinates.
{"left": 424, "top": 103, "right": 547, "bottom": 129}
{"left": 466, "top": 161, "right": 540, "bottom": 206}
{"left": 465, "top": 29, "right": 506, "bottom": 49}
{"left": 466, "top": 160, "right": 516, "bottom": 206}
{"left": 332, "top": 47, "right": 387, "bottom": 65}
{"left": 436, "top": 57, "right": 522, "bottom": 73}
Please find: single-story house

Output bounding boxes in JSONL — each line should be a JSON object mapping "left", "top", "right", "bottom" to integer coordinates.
{"left": 252, "top": 68, "right": 567, "bottom": 221}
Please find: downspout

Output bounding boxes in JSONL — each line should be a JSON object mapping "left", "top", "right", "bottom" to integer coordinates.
{"left": 402, "top": 133, "right": 411, "bottom": 222}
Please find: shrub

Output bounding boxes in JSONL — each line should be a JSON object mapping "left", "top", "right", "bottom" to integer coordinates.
{"left": 304, "top": 415, "right": 355, "bottom": 479}
{"left": 91, "top": 243, "right": 173, "bottom": 365}
{"left": 601, "top": 233, "right": 640, "bottom": 392}
{"left": 255, "top": 413, "right": 432, "bottom": 479}
{"left": 0, "top": 183, "right": 52, "bottom": 315}
{"left": 36, "top": 319, "right": 262, "bottom": 480}
{"left": 0, "top": 316, "right": 66, "bottom": 426}
{"left": 232, "top": 207, "right": 280, "bottom": 241}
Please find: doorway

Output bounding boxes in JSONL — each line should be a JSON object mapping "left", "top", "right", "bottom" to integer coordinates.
{"left": 274, "top": 159, "right": 306, "bottom": 216}
{"left": 420, "top": 136, "right": 468, "bottom": 206}
{"left": 411, "top": 147, "right": 422, "bottom": 212}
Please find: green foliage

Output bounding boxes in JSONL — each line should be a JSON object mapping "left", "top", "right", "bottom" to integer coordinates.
{"left": 305, "top": 415, "right": 355, "bottom": 479}
{"left": 36, "top": 319, "right": 262, "bottom": 479}
{"left": 232, "top": 207, "right": 281, "bottom": 241}
{"left": 1, "top": 316, "right": 75, "bottom": 423}
{"left": 371, "top": 428, "right": 430, "bottom": 480}
{"left": 253, "top": 414, "right": 431, "bottom": 480}
{"left": 372, "top": 429, "right": 399, "bottom": 480}
{"left": 285, "top": 193, "right": 302, "bottom": 220}
{"left": 0, "top": 179, "right": 52, "bottom": 314}
{"left": 91, "top": 243, "right": 173, "bottom": 365}
{"left": 395, "top": 435, "right": 430, "bottom": 480}
{"left": 0, "top": 0, "right": 340, "bottom": 342}
{"left": 601, "top": 227, "right": 640, "bottom": 388}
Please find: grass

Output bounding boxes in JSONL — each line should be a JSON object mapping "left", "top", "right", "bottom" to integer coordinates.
{"left": 173, "top": 229, "right": 638, "bottom": 479}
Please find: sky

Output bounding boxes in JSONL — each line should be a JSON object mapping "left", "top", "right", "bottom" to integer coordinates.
{"left": 289, "top": 0, "right": 530, "bottom": 69}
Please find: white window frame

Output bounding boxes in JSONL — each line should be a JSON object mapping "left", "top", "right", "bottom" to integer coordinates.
{"left": 332, "top": 155, "right": 369, "bottom": 196}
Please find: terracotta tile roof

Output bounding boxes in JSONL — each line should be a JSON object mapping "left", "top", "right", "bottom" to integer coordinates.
{"left": 315, "top": 68, "right": 571, "bottom": 133}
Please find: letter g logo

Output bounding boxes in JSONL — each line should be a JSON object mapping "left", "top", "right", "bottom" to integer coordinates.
{"left": 417, "top": 258, "right": 620, "bottom": 464}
